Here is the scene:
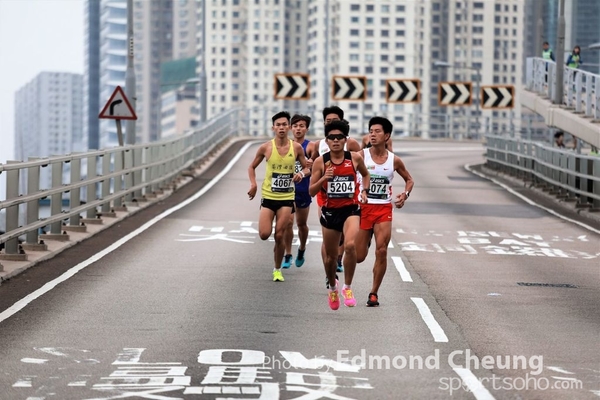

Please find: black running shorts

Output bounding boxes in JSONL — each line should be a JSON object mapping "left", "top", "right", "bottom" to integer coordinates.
{"left": 320, "top": 204, "right": 360, "bottom": 232}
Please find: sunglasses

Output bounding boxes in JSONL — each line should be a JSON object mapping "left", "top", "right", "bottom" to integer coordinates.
{"left": 326, "top": 134, "right": 347, "bottom": 141}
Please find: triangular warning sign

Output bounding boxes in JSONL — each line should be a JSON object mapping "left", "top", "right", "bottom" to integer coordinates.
{"left": 99, "top": 86, "right": 137, "bottom": 120}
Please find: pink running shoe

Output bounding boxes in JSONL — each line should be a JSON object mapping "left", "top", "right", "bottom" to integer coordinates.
{"left": 328, "top": 290, "right": 340, "bottom": 310}
{"left": 342, "top": 288, "right": 357, "bottom": 307}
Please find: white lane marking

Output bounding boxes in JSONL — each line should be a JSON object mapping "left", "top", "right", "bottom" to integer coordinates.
{"left": 547, "top": 366, "right": 575, "bottom": 374}
{"left": 398, "top": 147, "right": 482, "bottom": 152}
{"left": 465, "top": 164, "right": 600, "bottom": 235}
{"left": 21, "top": 358, "right": 48, "bottom": 364}
{"left": 67, "top": 381, "right": 87, "bottom": 387}
{"left": 590, "top": 390, "right": 600, "bottom": 397}
{"left": 13, "top": 377, "right": 34, "bottom": 387}
{"left": 36, "top": 347, "right": 68, "bottom": 357}
{"left": 453, "top": 368, "right": 496, "bottom": 400}
{"left": 410, "top": 297, "right": 449, "bottom": 342}
{"left": 551, "top": 376, "right": 580, "bottom": 381}
{"left": 0, "top": 141, "right": 260, "bottom": 325}
{"left": 392, "top": 256, "right": 412, "bottom": 282}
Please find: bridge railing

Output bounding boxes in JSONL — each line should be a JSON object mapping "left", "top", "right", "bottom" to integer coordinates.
{"left": 526, "top": 57, "right": 600, "bottom": 120}
{"left": 0, "top": 108, "right": 239, "bottom": 261}
{"left": 485, "top": 134, "right": 600, "bottom": 209}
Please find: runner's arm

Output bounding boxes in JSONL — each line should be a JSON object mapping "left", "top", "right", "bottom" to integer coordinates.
{"left": 308, "top": 157, "right": 326, "bottom": 197}
{"left": 353, "top": 152, "right": 370, "bottom": 203}
{"left": 247, "top": 144, "right": 267, "bottom": 200}
{"left": 393, "top": 155, "right": 414, "bottom": 208}
{"left": 293, "top": 142, "right": 309, "bottom": 183}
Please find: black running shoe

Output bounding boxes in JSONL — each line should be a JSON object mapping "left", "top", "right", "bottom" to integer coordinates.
{"left": 366, "top": 292, "right": 379, "bottom": 307}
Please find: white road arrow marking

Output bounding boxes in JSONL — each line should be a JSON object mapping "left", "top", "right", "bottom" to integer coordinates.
{"left": 176, "top": 234, "right": 254, "bottom": 243}
{"left": 457, "top": 84, "right": 471, "bottom": 104}
{"left": 277, "top": 76, "right": 293, "bottom": 97}
{"left": 350, "top": 77, "right": 364, "bottom": 99}
{"left": 498, "top": 87, "right": 512, "bottom": 107}
{"left": 483, "top": 87, "right": 497, "bottom": 107}
{"left": 292, "top": 75, "right": 307, "bottom": 98}
{"left": 441, "top": 83, "right": 454, "bottom": 104}
{"left": 335, "top": 78, "right": 350, "bottom": 99}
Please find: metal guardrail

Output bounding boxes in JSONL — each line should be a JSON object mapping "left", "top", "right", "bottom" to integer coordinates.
{"left": 526, "top": 57, "right": 600, "bottom": 120}
{"left": 485, "top": 134, "right": 600, "bottom": 209}
{"left": 0, "top": 108, "right": 239, "bottom": 258}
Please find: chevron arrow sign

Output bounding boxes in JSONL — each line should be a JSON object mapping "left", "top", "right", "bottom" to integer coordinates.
{"left": 332, "top": 75, "right": 367, "bottom": 101}
{"left": 481, "top": 85, "right": 514, "bottom": 109}
{"left": 438, "top": 82, "right": 472, "bottom": 106}
{"left": 274, "top": 73, "right": 310, "bottom": 100}
{"left": 386, "top": 79, "right": 420, "bottom": 103}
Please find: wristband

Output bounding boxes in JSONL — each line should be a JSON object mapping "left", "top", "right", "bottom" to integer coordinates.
{"left": 299, "top": 171, "right": 305, "bottom": 178}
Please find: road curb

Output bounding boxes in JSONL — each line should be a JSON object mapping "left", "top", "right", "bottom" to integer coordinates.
{"left": 466, "top": 163, "right": 600, "bottom": 233}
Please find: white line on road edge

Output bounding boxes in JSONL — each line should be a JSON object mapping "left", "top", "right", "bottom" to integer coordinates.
{"left": 410, "top": 297, "right": 449, "bottom": 343}
{"left": 465, "top": 164, "right": 600, "bottom": 235}
{"left": 398, "top": 147, "right": 482, "bottom": 152}
{"left": 392, "top": 256, "right": 412, "bottom": 282}
{"left": 0, "top": 141, "right": 260, "bottom": 325}
{"left": 453, "top": 368, "right": 496, "bottom": 400}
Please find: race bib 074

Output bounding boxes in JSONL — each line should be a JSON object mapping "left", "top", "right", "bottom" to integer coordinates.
{"left": 368, "top": 176, "right": 390, "bottom": 199}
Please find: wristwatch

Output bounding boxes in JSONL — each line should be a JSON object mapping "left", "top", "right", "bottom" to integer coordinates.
{"left": 403, "top": 191, "right": 410, "bottom": 198}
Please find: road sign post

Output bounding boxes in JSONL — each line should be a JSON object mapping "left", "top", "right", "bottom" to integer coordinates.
{"left": 98, "top": 86, "right": 137, "bottom": 147}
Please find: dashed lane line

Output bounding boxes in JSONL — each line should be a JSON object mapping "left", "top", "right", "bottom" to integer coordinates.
{"left": 410, "top": 297, "right": 449, "bottom": 343}
{"left": 392, "top": 256, "right": 412, "bottom": 282}
{"left": 453, "top": 368, "right": 496, "bottom": 400}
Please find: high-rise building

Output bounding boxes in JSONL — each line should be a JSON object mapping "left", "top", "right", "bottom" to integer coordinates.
{"left": 86, "top": 0, "right": 177, "bottom": 149}
{"left": 159, "top": 57, "right": 198, "bottom": 137}
{"left": 14, "top": 72, "right": 83, "bottom": 188}
{"left": 306, "top": 0, "right": 416, "bottom": 134}
{"left": 86, "top": 0, "right": 128, "bottom": 150}
{"left": 196, "top": 0, "right": 415, "bottom": 136}
{"left": 133, "top": 0, "right": 174, "bottom": 142}
{"left": 173, "top": 0, "right": 199, "bottom": 60}
{"left": 414, "top": 0, "right": 524, "bottom": 138}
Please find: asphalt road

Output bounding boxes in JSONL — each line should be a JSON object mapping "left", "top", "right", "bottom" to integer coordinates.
{"left": 0, "top": 140, "right": 598, "bottom": 400}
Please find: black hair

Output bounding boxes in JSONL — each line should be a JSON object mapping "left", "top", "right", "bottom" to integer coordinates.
{"left": 543, "top": 41, "right": 549, "bottom": 46}
{"left": 272, "top": 111, "right": 291, "bottom": 125}
{"left": 369, "top": 116, "right": 393, "bottom": 134}
{"left": 554, "top": 131, "right": 564, "bottom": 139}
{"left": 291, "top": 114, "right": 312, "bottom": 128}
{"left": 324, "top": 120, "right": 349, "bottom": 136}
{"left": 322, "top": 106, "right": 344, "bottom": 120}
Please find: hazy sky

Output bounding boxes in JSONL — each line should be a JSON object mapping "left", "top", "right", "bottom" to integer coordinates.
{"left": 0, "top": 0, "right": 84, "bottom": 165}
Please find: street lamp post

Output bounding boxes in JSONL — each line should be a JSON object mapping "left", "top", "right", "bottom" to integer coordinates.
{"left": 554, "top": 0, "right": 566, "bottom": 105}
{"left": 199, "top": 0, "right": 207, "bottom": 123}
{"left": 125, "top": 0, "right": 136, "bottom": 145}
{"left": 433, "top": 61, "right": 481, "bottom": 139}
